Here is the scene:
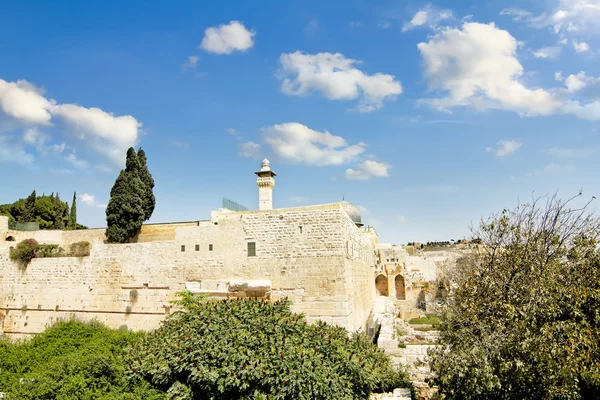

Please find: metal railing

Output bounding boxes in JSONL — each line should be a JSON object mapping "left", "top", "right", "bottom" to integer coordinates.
{"left": 222, "top": 198, "right": 248, "bottom": 212}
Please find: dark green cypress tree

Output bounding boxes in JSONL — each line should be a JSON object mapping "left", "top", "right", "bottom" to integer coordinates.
{"left": 105, "top": 148, "right": 147, "bottom": 243}
{"left": 137, "top": 148, "right": 155, "bottom": 220}
{"left": 53, "top": 193, "right": 65, "bottom": 229}
{"left": 19, "top": 190, "right": 36, "bottom": 223}
{"left": 69, "top": 192, "right": 77, "bottom": 229}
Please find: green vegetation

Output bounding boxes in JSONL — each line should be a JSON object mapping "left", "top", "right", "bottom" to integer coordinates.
{"left": 106, "top": 148, "right": 155, "bottom": 243}
{"left": 0, "top": 191, "right": 86, "bottom": 230}
{"left": 429, "top": 194, "right": 600, "bottom": 399}
{"left": 129, "top": 292, "right": 411, "bottom": 399}
{"left": 0, "top": 294, "right": 411, "bottom": 399}
{"left": 9, "top": 239, "right": 91, "bottom": 267}
{"left": 0, "top": 320, "right": 164, "bottom": 399}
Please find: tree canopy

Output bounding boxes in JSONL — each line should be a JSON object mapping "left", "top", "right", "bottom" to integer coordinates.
{"left": 105, "top": 148, "right": 155, "bottom": 243}
{"left": 0, "top": 191, "right": 85, "bottom": 230}
{"left": 129, "top": 293, "right": 411, "bottom": 399}
{"left": 429, "top": 194, "right": 600, "bottom": 399}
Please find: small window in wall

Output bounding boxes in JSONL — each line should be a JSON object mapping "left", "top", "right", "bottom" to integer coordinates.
{"left": 181, "top": 245, "right": 185, "bottom": 252}
{"left": 195, "top": 244, "right": 200, "bottom": 251}
{"left": 247, "top": 242, "right": 256, "bottom": 257}
{"left": 299, "top": 226, "right": 303, "bottom": 234}
{"left": 209, "top": 244, "right": 213, "bottom": 251}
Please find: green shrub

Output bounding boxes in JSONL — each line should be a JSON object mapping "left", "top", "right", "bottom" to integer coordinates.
{"left": 9, "top": 238, "right": 39, "bottom": 265}
{"left": 129, "top": 292, "right": 412, "bottom": 399}
{"left": 129, "top": 289, "right": 139, "bottom": 303}
{"left": 408, "top": 316, "right": 440, "bottom": 325}
{"left": 35, "top": 244, "right": 64, "bottom": 258}
{"left": 69, "top": 241, "right": 91, "bottom": 257}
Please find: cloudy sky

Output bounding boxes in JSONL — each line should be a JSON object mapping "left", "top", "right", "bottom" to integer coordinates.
{"left": 1, "top": 0, "right": 599, "bottom": 243}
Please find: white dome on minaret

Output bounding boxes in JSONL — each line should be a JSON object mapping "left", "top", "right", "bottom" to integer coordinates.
{"left": 260, "top": 158, "right": 271, "bottom": 172}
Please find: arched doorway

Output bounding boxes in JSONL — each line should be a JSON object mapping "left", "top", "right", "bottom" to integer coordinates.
{"left": 395, "top": 275, "right": 406, "bottom": 300}
{"left": 375, "top": 275, "right": 389, "bottom": 296}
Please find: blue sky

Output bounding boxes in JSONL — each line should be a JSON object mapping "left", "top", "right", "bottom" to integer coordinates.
{"left": 1, "top": 0, "right": 599, "bottom": 243}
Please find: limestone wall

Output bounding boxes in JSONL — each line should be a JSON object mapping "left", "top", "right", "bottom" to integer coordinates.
{"left": 0, "top": 203, "right": 377, "bottom": 337}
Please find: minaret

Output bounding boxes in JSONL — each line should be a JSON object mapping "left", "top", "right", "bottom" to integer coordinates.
{"left": 255, "top": 158, "right": 276, "bottom": 210}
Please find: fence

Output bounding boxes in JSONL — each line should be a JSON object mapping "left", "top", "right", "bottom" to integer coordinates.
{"left": 222, "top": 198, "right": 248, "bottom": 212}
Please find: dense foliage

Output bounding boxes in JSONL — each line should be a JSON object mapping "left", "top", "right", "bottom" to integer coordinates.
{"left": 0, "top": 320, "right": 164, "bottom": 399}
{"left": 429, "top": 195, "right": 600, "bottom": 399}
{"left": 9, "top": 239, "right": 91, "bottom": 267}
{"left": 0, "top": 191, "right": 86, "bottom": 230}
{"left": 129, "top": 293, "right": 411, "bottom": 399}
{"left": 105, "top": 148, "right": 155, "bottom": 243}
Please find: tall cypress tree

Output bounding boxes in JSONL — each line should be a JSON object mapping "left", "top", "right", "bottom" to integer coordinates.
{"left": 137, "top": 148, "right": 155, "bottom": 221}
{"left": 53, "top": 193, "right": 65, "bottom": 229}
{"left": 19, "top": 190, "right": 36, "bottom": 223}
{"left": 105, "top": 148, "right": 147, "bottom": 243}
{"left": 69, "top": 192, "right": 77, "bottom": 229}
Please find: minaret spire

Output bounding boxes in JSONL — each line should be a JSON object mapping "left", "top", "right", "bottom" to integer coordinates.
{"left": 255, "top": 158, "right": 276, "bottom": 210}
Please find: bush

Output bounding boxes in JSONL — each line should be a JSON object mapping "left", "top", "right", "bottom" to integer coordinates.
{"left": 129, "top": 292, "right": 412, "bottom": 399}
{"left": 35, "top": 244, "right": 64, "bottom": 258}
{"left": 9, "top": 239, "right": 39, "bottom": 265}
{"left": 0, "top": 320, "right": 164, "bottom": 399}
{"left": 69, "top": 241, "right": 91, "bottom": 257}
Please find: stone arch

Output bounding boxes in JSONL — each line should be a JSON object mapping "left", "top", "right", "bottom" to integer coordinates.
{"left": 395, "top": 275, "right": 406, "bottom": 300}
{"left": 375, "top": 274, "right": 389, "bottom": 296}
{"left": 5, "top": 235, "right": 15, "bottom": 241}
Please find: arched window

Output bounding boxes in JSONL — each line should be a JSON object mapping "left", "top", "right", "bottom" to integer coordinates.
{"left": 395, "top": 275, "right": 406, "bottom": 300}
{"left": 6, "top": 236, "right": 15, "bottom": 241}
{"left": 375, "top": 275, "right": 389, "bottom": 296}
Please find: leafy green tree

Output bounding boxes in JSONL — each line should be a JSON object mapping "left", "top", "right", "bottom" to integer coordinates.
{"left": 52, "top": 193, "right": 65, "bottom": 229}
{"left": 69, "top": 192, "right": 77, "bottom": 229}
{"left": 429, "top": 194, "right": 600, "bottom": 399}
{"left": 0, "top": 320, "right": 165, "bottom": 399}
{"left": 19, "top": 190, "right": 36, "bottom": 223}
{"left": 137, "top": 148, "right": 155, "bottom": 221}
{"left": 34, "top": 195, "right": 56, "bottom": 229}
{"left": 105, "top": 148, "right": 147, "bottom": 243}
{"left": 129, "top": 293, "right": 411, "bottom": 399}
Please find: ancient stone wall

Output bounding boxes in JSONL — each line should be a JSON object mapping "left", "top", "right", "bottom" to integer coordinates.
{"left": 0, "top": 204, "right": 377, "bottom": 338}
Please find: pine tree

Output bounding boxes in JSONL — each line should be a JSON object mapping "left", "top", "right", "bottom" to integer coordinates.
{"left": 105, "top": 148, "right": 147, "bottom": 243}
{"left": 19, "top": 190, "right": 36, "bottom": 223}
{"left": 137, "top": 149, "right": 155, "bottom": 221}
{"left": 69, "top": 192, "right": 77, "bottom": 229}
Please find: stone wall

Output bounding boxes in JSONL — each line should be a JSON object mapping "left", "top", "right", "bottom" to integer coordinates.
{"left": 0, "top": 203, "right": 378, "bottom": 338}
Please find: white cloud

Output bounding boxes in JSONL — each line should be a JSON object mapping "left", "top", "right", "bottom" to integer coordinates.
{"left": 345, "top": 160, "right": 391, "bottom": 180}
{"left": 262, "top": 122, "right": 365, "bottom": 166}
{"left": 0, "top": 78, "right": 143, "bottom": 167}
{"left": 79, "top": 193, "right": 95, "bottom": 205}
{"left": 0, "top": 135, "right": 34, "bottom": 165}
{"left": 555, "top": 71, "right": 564, "bottom": 81}
{"left": 418, "top": 23, "right": 563, "bottom": 116}
{"left": 403, "top": 6, "right": 453, "bottom": 31}
{"left": 199, "top": 21, "right": 255, "bottom": 55}
{"left": 181, "top": 55, "right": 200, "bottom": 71}
{"left": 533, "top": 46, "right": 562, "bottom": 59}
{"left": 396, "top": 215, "right": 406, "bottom": 224}
{"left": 486, "top": 140, "right": 523, "bottom": 156}
{"left": 501, "top": 1, "right": 600, "bottom": 36}
{"left": 63, "top": 153, "right": 89, "bottom": 169}
{"left": 573, "top": 40, "right": 590, "bottom": 52}
{"left": 238, "top": 141, "right": 263, "bottom": 159}
{"left": 279, "top": 51, "right": 402, "bottom": 112}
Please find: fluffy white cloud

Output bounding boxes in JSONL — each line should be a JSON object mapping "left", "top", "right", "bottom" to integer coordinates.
{"left": 79, "top": 193, "right": 95, "bottom": 205}
{"left": 200, "top": 21, "right": 255, "bottom": 55}
{"left": 262, "top": 122, "right": 365, "bottom": 166}
{"left": 181, "top": 55, "right": 199, "bottom": 71}
{"left": 50, "top": 103, "right": 141, "bottom": 165}
{"left": 573, "top": 40, "right": 590, "bottom": 52}
{"left": 533, "top": 46, "right": 562, "bottom": 59}
{"left": 403, "top": 6, "right": 452, "bottom": 31}
{"left": 238, "top": 141, "right": 263, "bottom": 159}
{"left": 418, "top": 23, "right": 563, "bottom": 116}
{"left": 0, "top": 79, "right": 52, "bottom": 124}
{"left": 486, "top": 140, "right": 523, "bottom": 156}
{"left": 345, "top": 160, "right": 391, "bottom": 180}
{"left": 279, "top": 51, "right": 402, "bottom": 112}
{"left": 0, "top": 135, "right": 34, "bottom": 165}
{"left": 0, "top": 78, "right": 142, "bottom": 167}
